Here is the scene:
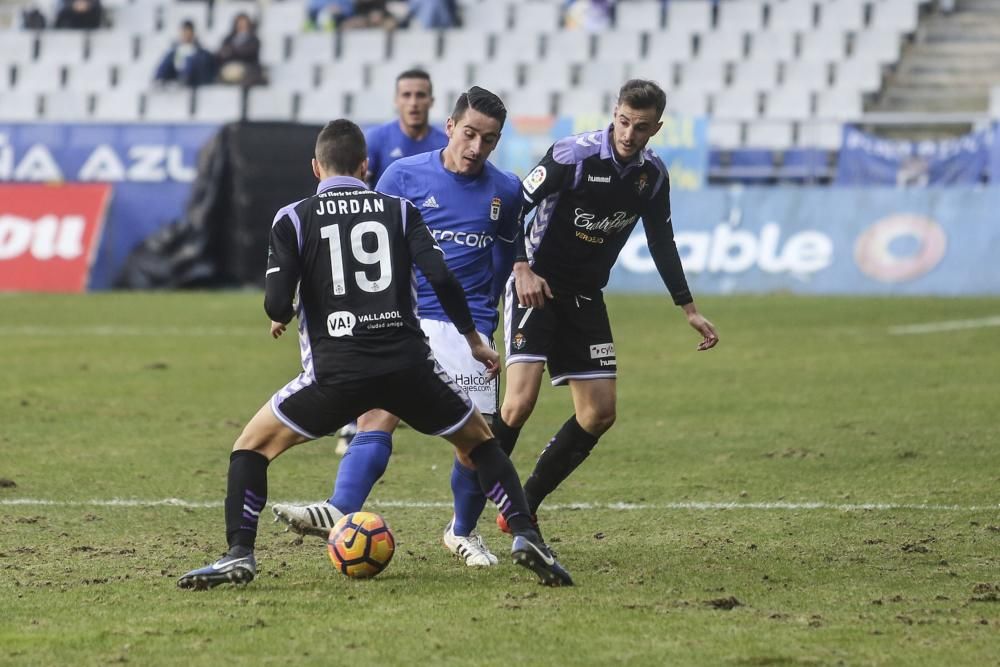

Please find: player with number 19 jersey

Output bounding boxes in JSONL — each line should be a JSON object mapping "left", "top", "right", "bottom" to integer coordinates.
{"left": 265, "top": 175, "right": 476, "bottom": 385}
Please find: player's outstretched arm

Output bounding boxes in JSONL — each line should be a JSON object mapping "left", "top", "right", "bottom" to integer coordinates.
{"left": 681, "top": 303, "right": 719, "bottom": 351}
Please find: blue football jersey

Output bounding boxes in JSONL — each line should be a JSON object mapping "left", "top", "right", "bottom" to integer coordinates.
{"left": 376, "top": 150, "right": 523, "bottom": 336}
{"left": 365, "top": 120, "right": 449, "bottom": 185}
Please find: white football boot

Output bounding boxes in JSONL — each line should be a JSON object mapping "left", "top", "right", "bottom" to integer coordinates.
{"left": 271, "top": 501, "right": 344, "bottom": 538}
{"left": 443, "top": 517, "right": 500, "bottom": 567}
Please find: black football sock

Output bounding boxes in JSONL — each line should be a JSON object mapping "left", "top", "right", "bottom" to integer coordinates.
{"left": 224, "top": 449, "right": 270, "bottom": 551}
{"left": 468, "top": 438, "right": 538, "bottom": 539}
{"left": 492, "top": 415, "right": 523, "bottom": 457}
{"left": 524, "top": 415, "right": 599, "bottom": 514}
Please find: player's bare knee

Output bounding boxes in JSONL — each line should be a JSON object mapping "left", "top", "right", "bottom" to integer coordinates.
{"left": 500, "top": 397, "right": 535, "bottom": 427}
{"left": 578, "top": 409, "right": 616, "bottom": 436}
{"left": 357, "top": 409, "right": 399, "bottom": 432}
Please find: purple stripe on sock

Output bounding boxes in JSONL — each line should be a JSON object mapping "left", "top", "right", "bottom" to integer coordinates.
{"left": 242, "top": 511, "right": 259, "bottom": 523}
{"left": 245, "top": 489, "right": 265, "bottom": 504}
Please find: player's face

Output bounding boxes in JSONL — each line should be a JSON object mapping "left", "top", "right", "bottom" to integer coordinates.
{"left": 611, "top": 104, "right": 662, "bottom": 161}
{"left": 444, "top": 109, "right": 502, "bottom": 176}
{"left": 395, "top": 78, "right": 433, "bottom": 130}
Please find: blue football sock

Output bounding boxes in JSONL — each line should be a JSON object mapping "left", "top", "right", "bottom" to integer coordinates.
{"left": 451, "top": 457, "right": 488, "bottom": 537}
{"left": 329, "top": 430, "right": 392, "bottom": 513}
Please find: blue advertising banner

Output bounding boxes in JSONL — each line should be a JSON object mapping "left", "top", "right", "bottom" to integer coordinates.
{"left": 0, "top": 123, "right": 219, "bottom": 288}
{"left": 836, "top": 126, "right": 992, "bottom": 187}
{"left": 610, "top": 186, "right": 1000, "bottom": 296}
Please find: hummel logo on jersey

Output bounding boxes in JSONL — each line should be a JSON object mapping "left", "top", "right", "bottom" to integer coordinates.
{"left": 389, "top": 147, "right": 404, "bottom": 158}
{"left": 422, "top": 196, "right": 440, "bottom": 208}
{"left": 587, "top": 174, "right": 611, "bottom": 184}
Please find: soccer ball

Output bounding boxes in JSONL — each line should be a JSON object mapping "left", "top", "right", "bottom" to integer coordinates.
{"left": 326, "top": 511, "right": 395, "bottom": 578}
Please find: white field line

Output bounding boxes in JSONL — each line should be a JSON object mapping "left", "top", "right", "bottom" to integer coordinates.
{"left": 889, "top": 315, "right": 1000, "bottom": 335}
{"left": 0, "top": 326, "right": 262, "bottom": 337}
{"left": 0, "top": 498, "right": 996, "bottom": 512}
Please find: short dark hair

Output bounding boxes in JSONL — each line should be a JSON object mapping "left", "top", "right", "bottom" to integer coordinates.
{"left": 315, "top": 119, "right": 367, "bottom": 175}
{"left": 396, "top": 69, "right": 432, "bottom": 94}
{"left": 451, "top": 86, "right": 507, "bottom": 128}
{"left": 617, "top": 79, "right": 667, "bottom": 119}
{"left": 181, "top": 19, "right": 195, "bottom": 32}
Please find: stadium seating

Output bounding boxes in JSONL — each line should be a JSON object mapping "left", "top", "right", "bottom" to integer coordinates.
{"left": 0, "top": 0, "right": 944, "bottom": 181}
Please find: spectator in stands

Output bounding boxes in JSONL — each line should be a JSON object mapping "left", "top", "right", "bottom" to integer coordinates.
{"left": 408, "top": 0, "right": 458, "bottom": 28}
{"left": 341, "top": 0, "right": 398, "bottom": 29}
{"left": 154, "top": 20, "right": 217, "bottom": 88}
{"left": 20, "top": 3, "right": 47, "bottom": 29}
{"left": 54, "top": 0, "right": 103, "bottom": 29}
{"left": 307, "top": 0, "right": 353, "bottom": 30}
{"left": 216, "top": 13, "right": 263, "bottom": 87}
{"left": 563, "top": 0, "right": 614, "bottom": 31}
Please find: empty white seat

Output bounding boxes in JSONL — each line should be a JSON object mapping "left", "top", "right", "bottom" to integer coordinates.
{"left": 645, "top": 32, "right": 695, "bottom": 65}
{"left": 576, "top": 61, "right": 628, "bottom": 91}
{"left": 628, "top": 60, "right": 676, "bottom": 87}
{"left": 503, "top": 86, "right": 554, "bottom": 116}
{"left": 65, "top": 61, "right": 115, "bottom": 93}
{"left": 144, "top": 88, "right": 194, "bottom": 121}
{"left": 745, "top": 120, "right": 794, "bottom": 150}
{"left": 492, "top": 31, "right": 542, "bottom": 62}
{"left": 0, "top": 92, "right": 38, "bottom": 121}
{"left": 194, "top": 85, "right": 243, "bottom": 122}
{"left": 260, "top": 1, "right": 306, "bottom": 39}
{"left": 117, "top": 62, "right": 157, "bottom": 91}
{"left": 511, "top": 3, "right": 561, "bottom": 31}
{"left": 350, "top": 89, "right": 395, "bottom": 122}
{"left": 423, "top": 61, "right": 470, "bottom": 92}
{"left": 87, "top": 31, "right": 136, "bottom": 64}
{"left": 679, "top": 60, "right": 727, "bottom": 92}
{"left": 730, "top": 61, "right": 779, "bottom": 91}
{"left": 391, "top": 29, "right": 439, "bottom": 62}
{"left": 162, "top": 2, "right": 211, "bottom": 33}
{"left": 136, "top": 34, "right": 173, "bottom": 69}
{"left": 708, "top": 120, "right": 743, "bottom": 149}
{"left": 592, "top": 30, "right": 644, "bottom": 64}
{"left": 815, "top": 87, "right": 864, "bottom": 119}
{"left": 666, "top": 1, "right": 712, "bottom": 33}
{"left": 746, "top": 30, "right": 795, "bottom": 62}
{"left": 799, "top": 30, "right": 847, "bottom": 62}
{"left": 471, "top": 62, "right": 520, "bottom": 93}
{"left": 615, "top": 1, "right": 663, "bottom": 30}
{"left": 852, "top": 30, "right": 902, "bottom": 64}
{"left": 289, "top": 32, "right": 336, "bottom": 64}
{"left": 870, "top": 0, "right": 920, "bottom": 33}
{"left": 460, "top": 2, "right": 510, "bottom": 30}
{"left": 717, "top": 0, "right": 764, "bottom": 32}
{"left": 338, "top": 29, "right": 388, "bottom": 64}
{"left": 521, "top": 60, "right": 573, "bottom": 90}
{"left": 989, "top": 85, "right": 1000, "bottom": 119}
{"left": 697, "top": 30, "right": 746, "bottom": 62}
{"left": 0, "top": 31, "right": 36, "bottom": 64}
{"left": 834, "top": 58, "right": 883, "bottom": 92}
{"left": 665, "top": 87, "right": 709, "bottom": 116}
{"left": 765, "top": 87, "right": 814, "bottom": 120}
{"left": 112, "top": 4, "right": 159, "bottom": 34}
{"left": 798, "top": 119, "right": 843, "bottom": 149}
{"left": 440, "top": 29, "right": 492, "bottom": 63}
{"left": 544, "top": 31, "right": 592, "bottom": 60}
{"left": 14, "top": 61, "right": 65, "bottom": 92}
{"left": 0, "top": 64, "right": 13, "bottom": 91}
{"left": 712, "top": 88, "right": 760, "bottom": 120}
{"left": 818, "top": 0, "right": 867, "bottom": 31}
{"left": 298, "top": 89, "right": 349, "bottom": 124}
{"left": 92, "top": 89, "right": 141, "bottom": 121}
{"left": 769, "top": 1, "right": 816, "bottom": 31}
{"left": 36, "top": 31, "right": 87, "bottom": 65}
{"left": 558, "top": 88, "right": 608, "bottom": 116}
{"left": 782, "top": 60, "right": 831, "bottom": 90}
{"left": 269, "top": 61, "right": 319, "bottom": 92}
{"left": 316, "top": 62, "right": 366, "bottom": 92}
{"left": 245, "top": 87, "right": 294, "bottom": 121}
{"left": 42, "top": 90, "right": 90, "bottom": 121}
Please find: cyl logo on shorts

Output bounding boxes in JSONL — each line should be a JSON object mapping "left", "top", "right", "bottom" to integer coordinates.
{"left": 327, "top": 311, "right": 357, "bottom": 337}
{"left": 589, "top": 343, "right": 615, "bottom": 359}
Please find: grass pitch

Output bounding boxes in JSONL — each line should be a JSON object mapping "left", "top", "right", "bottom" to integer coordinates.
{"left": 1, "top": 292, "right": 998, "bottom": 666}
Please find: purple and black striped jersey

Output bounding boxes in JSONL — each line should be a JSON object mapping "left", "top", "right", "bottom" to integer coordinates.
{"left": 264, "top": 175, "right": 475, "bottom": 384}
{"left": 518, "top": 124, "right": 692, "bottom": 304}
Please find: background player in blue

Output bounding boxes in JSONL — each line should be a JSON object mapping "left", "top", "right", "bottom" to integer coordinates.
{"left": 273, "top": 87, "right": 523, "bottom": 568}
{"left": 494, "top": 79, "right": 719, "bottom": 534}
{"left": 177, "top": 119, "right": 571, "bottom": 589}
{"left": 336, "top": 68, "right": 451, "bottom": 452}
{"left": 364, "top": 68, "right": 449, "bottom": 186}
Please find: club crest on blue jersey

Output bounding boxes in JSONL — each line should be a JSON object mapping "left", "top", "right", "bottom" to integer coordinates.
{"left": 490, "top": 197, "right": 501, "bottom": 221}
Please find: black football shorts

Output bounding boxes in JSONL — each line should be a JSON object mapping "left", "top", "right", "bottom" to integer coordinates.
{"left": 504, "top": 277, "right": 616, "bottom": 386}
{"left": 270, "top": 355, "right": 474, "bottom": 439}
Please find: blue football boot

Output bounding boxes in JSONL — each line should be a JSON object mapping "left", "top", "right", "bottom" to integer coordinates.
{"left": 177, "top": 552, "right": 256, "bottom": 590}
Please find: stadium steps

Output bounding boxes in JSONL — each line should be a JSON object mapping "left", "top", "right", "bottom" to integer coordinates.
{"left": 871, "top": 6, "right": 1000, "bottom": 114}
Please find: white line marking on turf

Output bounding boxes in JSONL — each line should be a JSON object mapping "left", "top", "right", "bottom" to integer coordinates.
{"left": 0, "top": 498, "right": 996, "bottom": 512}
{"left": 0, "top": 326, "right": 261, "bottom": 337}
{"left": 889, "top": 315, "right": 1000, "bottom": 335}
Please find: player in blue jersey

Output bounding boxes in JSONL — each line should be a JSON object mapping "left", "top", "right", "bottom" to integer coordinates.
{"left": 365, "top": 68, "right": 449, "bottom": 186}
{"left": 272, "top": 87, "right": 524, "bottom": 568}
{"left": 336, "top": 68, "right": 451, "bottom": 453}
